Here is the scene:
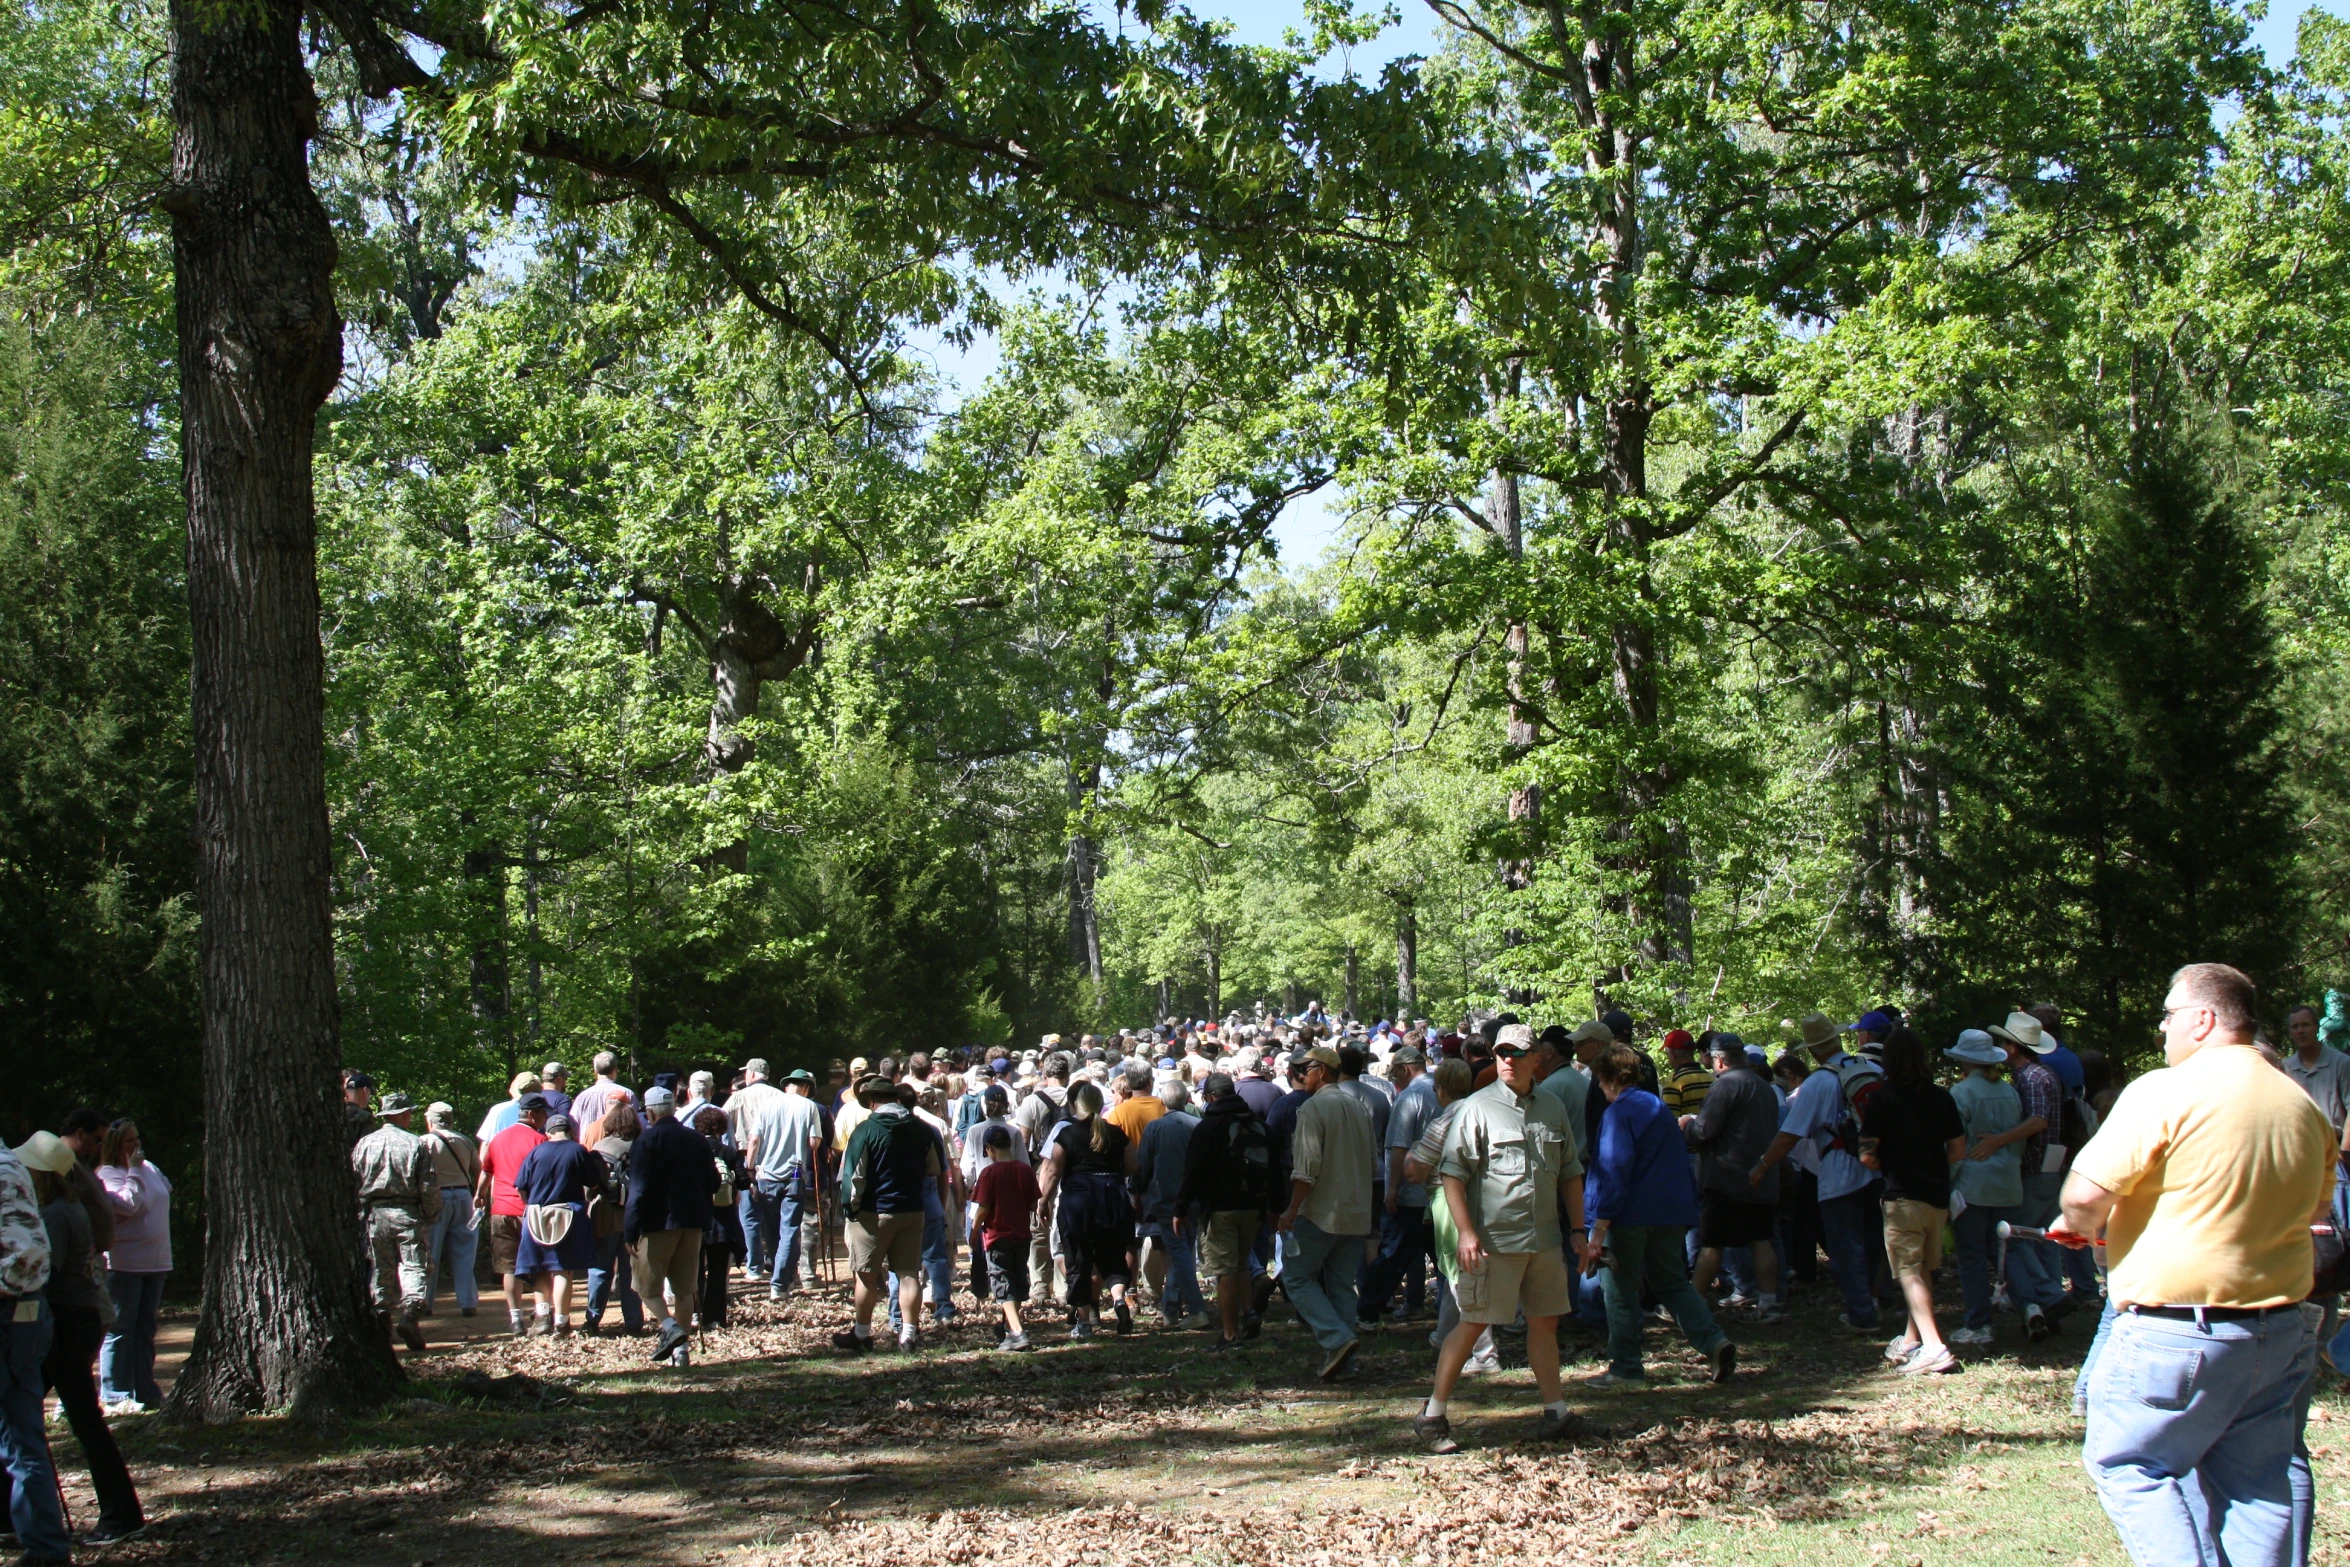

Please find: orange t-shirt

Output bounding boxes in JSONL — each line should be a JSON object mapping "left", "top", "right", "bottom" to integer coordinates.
{"left": 1106, "top": 1095, "right": 1165, "bottom": 1143}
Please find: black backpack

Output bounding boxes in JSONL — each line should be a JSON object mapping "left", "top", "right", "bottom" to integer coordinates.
{"left": 1213, "top": 1111, "right": 1277, "bottom": 1211}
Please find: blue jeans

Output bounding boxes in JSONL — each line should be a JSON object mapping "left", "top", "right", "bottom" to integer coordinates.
{"left": 1951, "top": 1201, "right": 2013, "bottom": 1330}
{"left": 1280, "top": 1218, "right": 1366, "bottom": 1353}
{"left": 1361, "top": 1204, "right": 1433, "bottom": 1319}
{"left": 2291, "top": 1303, "right": 2323, "bottom": 1567}
{"left": 2085, "top": 1306, "right": 2311, "bottom": 1567}
{"left": 888, "top": 1205, "right": 954, "bottom": 1328}
{"left": 585, "top": 1231, "right": 643, "bottom": 1332}
{"left": 0, "top": 1301, "right": 69, "bottom": 1561}
{"left": 1817, "top": 1185, "right": 1886, "bottom": 1328}
{"left": 744, "top": 1172, "right": 810, "bottom": 1291}
{"left": 1572, "top": 1239, "right": 1610, "bottom": 1327}
{"left": 427, "top": 1187, "right": 479, "bottom": 1311}
{"left": 1598, "top": 1225, "right": 1728, "bottom": 1378}
{"left": 2077, "top": 1294, "right": 2121, "bottom": 1413}
{"left": 2006, "top": 1172, "right": 2069, "bottom": 1313}
{"left": 2063, "top": 1229, "right": 2105, "bottom": 1301}
{"left": 100, "top": 1270, "right": 166, "bottom": 1405}
{"left": 1140, "top": 1219, "right": 1205, "bottom": 1317}
{"left": 1721, "top": 1246, "right": 1760, "bottom": 1298}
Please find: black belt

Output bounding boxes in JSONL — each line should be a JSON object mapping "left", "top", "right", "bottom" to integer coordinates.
{"left": 2128, "top": 1303, "right": 2298, "bottom": 1322}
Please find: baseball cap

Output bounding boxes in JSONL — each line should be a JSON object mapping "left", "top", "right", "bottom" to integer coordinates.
{"left": 1846, "top": 1009, "right": 1897, "bottom": 1035}
{"left": 1568, "top": 1020, "right": 1614, "bottom": 1047}
{"left": 1390, "top": 1044, "right": 1425, "bottom": 1065}
{"left": 1494, "top": 1023, "right": 1536, "bottom": 1055}
{"left": 1661, "top": 1028, "right": 1695, "bottom": 1052}
{"left": 1303, "top": 1045, "right": 1343, "bottom": 1071}
{"left": 643, "top": 1086, "right": 675, "bottom": 1108}
{"left": 517, "top": 1093, "right": 550, "bottom": 1114}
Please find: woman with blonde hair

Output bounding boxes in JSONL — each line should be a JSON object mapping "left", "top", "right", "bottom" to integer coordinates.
{"left": 1037, "top": 1080, "right": 1138, "bottom": 1337}
{"left": 95, "top": 1119, "right": 171, "bottom": 1412}
{"left": 478, "top": 1070, "right": 545, "bottom": 1143}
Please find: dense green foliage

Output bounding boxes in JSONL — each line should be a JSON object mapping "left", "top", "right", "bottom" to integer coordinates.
{"left": 7, "top": 0, "right": 2350, "bottom": 1150}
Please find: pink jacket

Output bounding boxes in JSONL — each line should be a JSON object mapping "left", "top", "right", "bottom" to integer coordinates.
{"left": 98, "top": 1161, "right": 172, "bottom": 1273}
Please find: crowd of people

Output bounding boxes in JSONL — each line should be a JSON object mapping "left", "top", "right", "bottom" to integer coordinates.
{"left": 0, "top": 962, "right": 2340, "bottom": 1566}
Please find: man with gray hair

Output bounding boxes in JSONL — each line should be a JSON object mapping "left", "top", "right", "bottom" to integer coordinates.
{"left": 676, "top": 1069, "right": 717, "bottom": 1126}
{"left": 419, "top": 1101, "right": 480, "bottom": 1317}
{"left": 626, "top": 1086, "right": 718, "bottom": 1366}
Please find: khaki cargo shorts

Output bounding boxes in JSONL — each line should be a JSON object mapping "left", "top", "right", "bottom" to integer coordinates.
{"left": 847, "top": 1210, "right": 926, "bottom": 1278}
{"left": 1454, "top": 1246, "right": 1573, "bottom": 1325}
{"left": 1196, "top": 1210, "right": 1263, "bottom": 1278}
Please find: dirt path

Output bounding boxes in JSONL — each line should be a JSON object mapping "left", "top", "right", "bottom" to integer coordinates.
{"left": 56, "top": 1278, "right": 2350, "bottom": 1567}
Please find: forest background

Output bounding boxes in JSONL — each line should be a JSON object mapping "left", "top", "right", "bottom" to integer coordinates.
{"left": 7, "top": 0, "right": 2350, "bottom": 1274}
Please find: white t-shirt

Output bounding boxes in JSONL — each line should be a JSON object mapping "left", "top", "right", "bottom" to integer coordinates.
{"left": 960, "top": 1116, "right": 1032, "bottom": 1187}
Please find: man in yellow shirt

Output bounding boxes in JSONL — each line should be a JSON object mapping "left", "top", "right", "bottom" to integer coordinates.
{"left": 2060, "top": 962, "right": 2334, "bottom": 1567}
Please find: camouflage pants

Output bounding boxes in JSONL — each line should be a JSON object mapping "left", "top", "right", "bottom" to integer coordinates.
{"left": 369, "top": 1204, "right": 429, "bottom": 1315}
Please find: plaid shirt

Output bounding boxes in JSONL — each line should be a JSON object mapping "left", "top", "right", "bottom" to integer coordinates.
{"left": 2014, "top": 1058, "right": 2063, "bottom": 1177}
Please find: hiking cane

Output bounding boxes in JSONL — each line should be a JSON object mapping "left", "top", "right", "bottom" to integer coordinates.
{"left": 2000, "top": 1220, "right": 2333, "bottom": 1246}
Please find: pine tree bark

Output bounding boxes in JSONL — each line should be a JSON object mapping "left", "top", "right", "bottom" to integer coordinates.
{"left": 1395, "top": 905, "right": 1418, "bottom": 1019}
{"left": 166, "top": 0, "right": 400, "bottom": 1419}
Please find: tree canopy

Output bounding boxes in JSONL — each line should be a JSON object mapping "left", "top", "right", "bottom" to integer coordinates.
{"left": 6, "top": 0, "right": 2350, "bottom": 1404}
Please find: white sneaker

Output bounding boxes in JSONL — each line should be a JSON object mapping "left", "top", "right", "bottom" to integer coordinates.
{"left": 1949, "top": 1325, "right": 1994, "bottom": 1346}
{"left": 1464, "top": 1350, "right": 1502, "bottom": 1375}
{"left": 1992, "top": 1283, "right": 2013, "bottom": 1313}
{"left": 1185, "top": 1310, "right": 1214, "bottom": 1331}
{"left": 1884, "top": 1335, "right": 1921, "bottom": 1364}
{"left": 1069, "top": 1320, "right": 1093, "bottom": 1340}
{"left": 1900, "top": 1343, "right": 1959, "bottom": 1376}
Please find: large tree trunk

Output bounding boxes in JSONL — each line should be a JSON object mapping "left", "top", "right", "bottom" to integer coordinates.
{"left": 1395, "top": 904, "right": 1418, "bottom": 1019}
{"left": 463, "top": 836, "right": 512, "bottom": 1075}
{"left": 700, "top": 571, "right": 817, "bottom": 874}
{"left": 1586, "top": 22, "right": 1694, "bottom": 982}
{"left": 166, "top": 0, "right": 400, "bottom": 1420}
{"left": 1490, "top": 463, "right": 1543, "bottom": 1004}
{"left": 1066, "top": 764, "right": 1103, "bottom": 987}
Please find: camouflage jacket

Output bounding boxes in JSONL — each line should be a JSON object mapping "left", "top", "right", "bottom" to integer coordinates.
{"left": 352, "top": 1124, "right": 442, "bottom": 1220}
{"left": 0, "top": 1147, "right": 52, "bottom": 1298}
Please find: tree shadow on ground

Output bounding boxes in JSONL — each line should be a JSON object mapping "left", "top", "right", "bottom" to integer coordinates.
{"left": 70, "top": 1283, "right": 2108, "bottom": 1565}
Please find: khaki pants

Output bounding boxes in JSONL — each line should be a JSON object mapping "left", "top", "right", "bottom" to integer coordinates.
{"left": 635, "top": 1229, "right": 704, "bottom": 1322}
{"left": 368, "top": 1204, "right": 429, "bottom": 1314}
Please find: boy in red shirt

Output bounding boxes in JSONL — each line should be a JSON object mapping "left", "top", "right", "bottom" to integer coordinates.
{"left": 971, "top": 1126, "right": 1041, "bottom": 1351}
